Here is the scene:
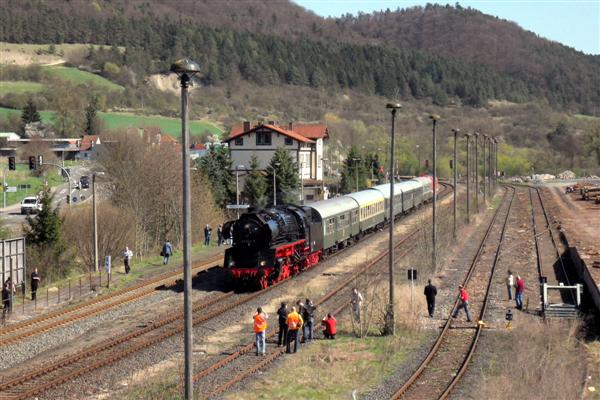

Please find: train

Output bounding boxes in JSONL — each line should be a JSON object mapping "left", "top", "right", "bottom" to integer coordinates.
{"left": 223, "top": 176, "right": 437, "bottom": 290}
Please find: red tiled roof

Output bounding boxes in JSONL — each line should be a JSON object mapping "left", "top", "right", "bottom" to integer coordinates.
{"left": 79, "top": 135, "right": 100, "bottom": 151}
{"left": 191, "top": 143, "right": 206, "bottom": 150}
{"left": 292, "top": 124, "right": 329, "bottom": 140}
{"left": 224, "top": 124, "right": 314, "bottom": 144}
{"left": 159, "top": 135, "right": 177, "bottom": 144}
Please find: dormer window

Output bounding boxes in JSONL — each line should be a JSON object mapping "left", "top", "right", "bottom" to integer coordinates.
{"left": 235, "top": 137, "right": 244, "bottom": 146}
{"left": 256, "top": 131, "right": 272, "bottom": 145}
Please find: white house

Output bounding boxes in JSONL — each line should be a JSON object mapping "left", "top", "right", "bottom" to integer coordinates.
{"left": 224, "top": 121, "right": 330, "bottom": 202}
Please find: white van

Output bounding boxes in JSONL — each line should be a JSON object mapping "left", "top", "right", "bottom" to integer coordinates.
{"left": 20, "top": 197, "right": 42, "bottom": 214}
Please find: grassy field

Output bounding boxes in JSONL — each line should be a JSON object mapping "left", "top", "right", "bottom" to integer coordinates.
{"left": 1, "top": 164, "right": 64, "bottom": 206}
{"left": 0, "top": 107, "right": 222, "bottom": 137}
{"left": 0, "top": 81, "right": 45, "bottom": 95}
{"left": 43, "top": 66, "right": 124, "bottom": 91}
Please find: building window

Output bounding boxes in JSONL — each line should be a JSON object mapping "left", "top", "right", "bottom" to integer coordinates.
{"left": 285, "top": 137, "right": 293, "bottom": 145}
{"left": 234, "top": 137, "right": 243, "bottom": 146}
{"left": 256, "top": 131, "right": 272, "bottom": 145}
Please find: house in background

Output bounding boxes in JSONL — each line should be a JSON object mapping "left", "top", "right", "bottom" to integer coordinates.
{"left": 77, "top": 135, "right": 102, "bottom": 160}
{"left": 224, "top": 121, "right": 330, "bottom": 203}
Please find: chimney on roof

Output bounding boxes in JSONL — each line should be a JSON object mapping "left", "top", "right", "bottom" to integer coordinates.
{"left": 243, "top": 121, "right": 251, "bottom": 132}
{"left": 268, "top": 120, "right": 275, "bottom": 126}
{"left": 288, "top": 122, "right": 293, "bottom": 131}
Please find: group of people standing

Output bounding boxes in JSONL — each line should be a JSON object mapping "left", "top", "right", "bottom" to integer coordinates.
{"left": 423, "top": 270, "right": 527, "bottom": 323}
{"left": 252, "top": 299, "right": 337, "bottom": 356}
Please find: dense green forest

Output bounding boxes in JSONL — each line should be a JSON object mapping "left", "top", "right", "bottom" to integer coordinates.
{"left": 1, "top": 0, "right": 597, "bottom": 113}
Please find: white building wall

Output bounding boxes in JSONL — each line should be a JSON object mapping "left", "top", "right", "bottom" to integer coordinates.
{"left": 229, "top": 129, "right": 324, "bottom": 183}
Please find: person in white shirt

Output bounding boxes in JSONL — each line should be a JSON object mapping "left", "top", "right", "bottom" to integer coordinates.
{"left": 123, "top": 246, "right": 133, "bottom": 274}
{"left": 351, "top": 287, "right": 364, "bottom": 322}
{"left": 506, "top": 270, "right": 514, "bottom": 300}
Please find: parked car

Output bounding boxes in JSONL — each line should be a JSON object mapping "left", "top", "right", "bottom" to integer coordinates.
{"left": 20, "top": 196, "right": 42, "bottom": 215}
{"left": 80, "top": 175, "right": 90, "bottom": 189}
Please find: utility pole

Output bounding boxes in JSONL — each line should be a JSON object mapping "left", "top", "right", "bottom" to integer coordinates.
{"left": 482, "top": 134, "right": 488, "bottom": 205}
{"left": 235, "top": 165, "right": 244, "bottom": 219}
{"left": 352, "top": 158, "right": 360, "bottom": 192}
{"left": 452, "top": 128, "right": 459, "bottom": 239}
{"left": 171, "top": 58, "right": 200, "bottom": 400}
{"left": 464, "top": 133, "right": 471, "bottom": 224}
{"left": 92, "top": 173, "right": 98, "bottom": 273}
{"left": 474, "top": 132, "right": 479, "bottom": 213}
{"left": 385, "top": 103, "right": 401, "bottom": 336}
{"left": 272, "top": 162, "right": 280, "bottom": 206}
{"left": 300, "top": 162, "right": 304, "bottom": 205}
{"left": 430, "top": 115, "right": 440, "bottom": 272}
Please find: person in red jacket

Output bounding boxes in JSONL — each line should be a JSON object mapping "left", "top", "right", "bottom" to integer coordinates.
{"left": 321, "top": 313, "right": 337, "bottom": 339}
{"left": 452, "top": 285, "right": 472, "bottom": 322}
{"left": 515, "top": 275, "right": 525, "bottom": 310}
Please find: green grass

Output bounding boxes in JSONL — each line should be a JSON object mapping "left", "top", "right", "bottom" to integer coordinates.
{"left": 1, "top": 164, "right": 64, "bottom": 206}
{"left": 0, "top": 81, "right": 45, "bottom": 95}
{"left": 0, "top": 106, "right": 222, "bottom": 138}
{"left": 43, "top": 66, "right": 124, "bottom": 91}
{"left": 98, "top": 111, "right": 222, "bottom": 137}
{"left": 224, "top": 328, "right": 425, "bottom": 399}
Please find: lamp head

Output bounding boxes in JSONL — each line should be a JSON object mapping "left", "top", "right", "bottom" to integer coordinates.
{"left": 385, "top": 103, "right": 402, "bottom": 110}
{"left": 452, "top": 128, "right": 460, "bottom": 134}
{"left": 170, "top": 58, "right": 201, "bottom": 77}
{"left": 429, "top": 114, "right": 440, "bottom": 121}
{"left": 474, "top": 131, "right": 480, "bottom": 137}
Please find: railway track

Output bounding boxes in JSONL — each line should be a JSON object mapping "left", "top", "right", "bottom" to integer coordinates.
{"left": 391, "top": 186, "right": 515, "bottom": 400}
{"left": 0, "top": 256, "right": 223, "bottom": 347}
{"left": 528, "top": 187, "right": 575, "bottom": 306}
{"left": 195, "top": 231, "right": 420, "bottom": 399}
{"left": 0, "top": 184, "right": 453, "bottom": 400}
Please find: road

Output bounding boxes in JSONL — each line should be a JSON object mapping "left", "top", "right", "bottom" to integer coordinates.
{"left": 0, "top": 165, "right": 92, "bottom": 234}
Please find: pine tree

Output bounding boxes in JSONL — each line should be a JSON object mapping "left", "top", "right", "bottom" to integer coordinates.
{"left": 340, "top": 146, "right": 368, "bottom": 194}
{"left": 21, "top": 99, "right": 41, "bottom": 124}
{"left": 24, "top": 189, "right": 64, "bottom": 250}
{"left": 197, "top": 145, "right": 234, "bottom": 208}
{"left": 265, "top": 148, "right": 299, "bottom": 205}
{"left": 242, "top": 154, "right": 268, "bottom": 207}
{"left": 85, "top": 95, "right": 100, "bottom": 135}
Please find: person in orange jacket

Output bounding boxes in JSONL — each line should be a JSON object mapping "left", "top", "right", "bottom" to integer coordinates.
{"left": 285, "top": 306, "right": 304, "bottom": 353}
{"left": 253, "top": 307, "right": 269, "bottom": 356}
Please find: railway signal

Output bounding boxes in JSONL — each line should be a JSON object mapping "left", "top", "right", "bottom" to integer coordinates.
{"left": 28, "top": 156, "right": 36, "bottom": 170}
{"left": 8, "top": 156, "right": 15, "bottom": 171}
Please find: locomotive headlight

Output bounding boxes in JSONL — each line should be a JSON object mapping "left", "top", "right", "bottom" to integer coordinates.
{"left": 228, "top": 260, "right": 235, "bottom": 267}
{"left": 260, "top": 261, "right": 266, "bottom": 266}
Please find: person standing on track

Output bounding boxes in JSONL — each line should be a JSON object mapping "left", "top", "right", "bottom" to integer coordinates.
{"left": 506, "top": 270, "right": 514, "bottom": 301}
{"left": 30, "top": 268, "right": 40, "bottom": 301}
{"left": 424, "top": 279, "right": 438, "bottom": 317}
{"left": 253, "top": 307, "right": 268, "bottom": 356}
{"left": 452, "top": 285, "right": 472, "bottom": 322}
{"left": 277, "top": 302, "right": 289, "bottom": 347}
{"left": 161, "top": 240, "right": 173, "bottom": 265}
{"left": 285, "top": 306, "right": 303, "bottom": 354}
{"left": 515, "top": 275, "right": 525, "bottom": 310}
{"left": 302, "top": 298, "right": 316, "bottom": 342}
{"left": 122, "top": 246, "right": 133, "bottom": 274}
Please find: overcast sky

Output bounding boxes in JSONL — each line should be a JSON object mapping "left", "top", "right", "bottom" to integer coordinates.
{"left": 294, "top": 0, "right": 599, "bottom": 55}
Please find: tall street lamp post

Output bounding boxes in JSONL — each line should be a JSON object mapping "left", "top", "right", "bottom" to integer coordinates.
{"left": 464, "top": 133, "right": 471, "bottom": 224}
{"left": 451, "top": 128, "right": 460, "bottom": 239}
{"left": 171, "top": 58, "right": 200, "bottom": 400}
{"left": 92, "top": 172, "right": 105, "bottom": 273}
{"left": 430, "top": 114, "right": 440, "bottom": 272}
{"left": 321, "top": 158, "right": 328, "bottom": 200}
{"left": 489, "top": 137, "right": 494, "bottom": 196}
{"left": 235, "top": 165, "right": 245, "bottom": 219}
{"left": 272, "top": 162, "right": 281, "bottom": 205}
{"left": 385, "top": 103, "right": 401, "bottom": 336}
{"left": 474, "top": 131, "right": 480, "bottom": 213}
{"left": 416, "top": 144, "right": 421, "bottom": 175}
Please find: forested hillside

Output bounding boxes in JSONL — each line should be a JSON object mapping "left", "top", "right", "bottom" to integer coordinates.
{"left": 1, "top": 0, "right": 598, "bottom": 114}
